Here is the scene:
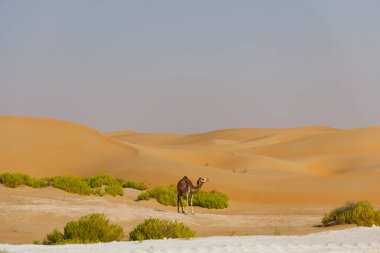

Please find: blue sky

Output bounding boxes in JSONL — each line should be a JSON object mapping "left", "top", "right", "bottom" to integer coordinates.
{"left": 1, "top": 1, "right": 379, "bottom": 133}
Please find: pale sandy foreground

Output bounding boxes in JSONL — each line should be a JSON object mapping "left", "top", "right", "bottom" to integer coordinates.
{"left": 1, "top": 227, "right": 380, "bottom": 253}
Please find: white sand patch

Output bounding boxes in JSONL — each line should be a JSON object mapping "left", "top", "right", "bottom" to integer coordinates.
{"left": 1, "top": 227, "right": 380, "bottom": 253}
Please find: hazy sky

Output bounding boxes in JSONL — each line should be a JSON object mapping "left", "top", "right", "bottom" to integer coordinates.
{"left": 1, "top": 1, "right": 379, "bottom": 133}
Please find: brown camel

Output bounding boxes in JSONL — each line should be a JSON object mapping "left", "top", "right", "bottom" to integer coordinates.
{"left": 177, "top": 176, "right": 209, "bottom": 214}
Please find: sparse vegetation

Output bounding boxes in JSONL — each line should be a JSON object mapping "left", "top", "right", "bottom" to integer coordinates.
{"left": 0, "top": 172, "right": 27, "bottom": 187}
{"left": 322, "top": 201, "right": 380, "bottom": 227}
{"left": 232, "top": 169, "right": 248, "bottom": 174}
{"left": 105, "top": 182, "right": 124, "bottom": 196}
{"left": 273, "top": 228, "right": 282, "bottom": 236}
{"left": 122, "top": 180, "right": 147, "bottom": 191}
{"left": 137, "top": 185, "right": 179, "bottom": 206}
{"left": 50, "top": 175, "right": 93, "bottom": 195}
{"left": 0, "top": 172, "right": 146, "bottom": 197}
{"left": 193, "top": 190, "right": 229, "bottom": 209}
{"left": 44, "top": 229, "right": 65, "bottom": 245}
{"left": 137, "top": 185, "right": 229, "bottom": 209}
{"left": 129, "top": 218, "right": 196, "bottom": 241}
{"left": 43, "top": 213, "right": 124, "bottom": 245}
{"left": 0, "top": 249, "right": 9, "bottom": 253}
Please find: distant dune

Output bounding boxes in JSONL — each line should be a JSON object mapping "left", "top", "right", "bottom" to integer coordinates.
{"left": 1, "top": 116, "right": 380, "bottom": 205}
{"left": 0, "top": 116, "right": 138, "bottom": 177}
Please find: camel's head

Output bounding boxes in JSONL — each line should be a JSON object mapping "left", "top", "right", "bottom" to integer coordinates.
{"left": 197, "top": 177, "right": 209, "bottom": 185}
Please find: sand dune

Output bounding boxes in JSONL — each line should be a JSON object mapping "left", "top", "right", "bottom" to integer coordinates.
{"left": 247, "top": 127, "right": 380, "bottom": 158}
{"left": 0, "top": 117, "right": 138, "bottom": 177}
{"left": 141, "top": 126, "right": 337, "bottom": 146}
{"left": 1, "top": 116, "right": 380, "bottom": 205}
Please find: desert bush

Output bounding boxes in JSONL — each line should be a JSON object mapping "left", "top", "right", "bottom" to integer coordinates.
{"left": 273, "top": 228, "right": 282, "bottom": 236}
{"left": 137, "top": 185, "right": 179, "bottom": 206}
{"left": 84, "top": 174, "right": 117, "bottom": 188}
{"left": 0, "top": 172, "right": 145, "bottom": 197}
{"left": 84, "top": 174, "right": 124, "bottom": 196}
{"left": 43, "top": 213, "right": 124, "bottom": 244}
{"left": 92, "top": 187, "right": 105, "bottom": 196}
{"left": 43, "top": 229, "right": 65, "bottom": 245}
{"left": 0, "top": 173, "right": 32, "bottom": 188}
{"left": 29, "top": 178, "right": 49, "bottom": 188}
{"left": 193, "top": 190, "right": 229, "bottom": 209}
{"left": 137, "top": 185, "right": 229, "bottom": 209}
{"left": 322, "top": 201, "right": 380, "bottom": 227}
{"left": 63, "top": 213, "right": 124, "bottom": 243}
{"left": 122, "top": 180, "right": 147, "bottom": 191}
{"left": 0, "top": 172, "right": 49, "bottom": 188}
{"left": 129, "top": 218, "right": 196, "bottom": 241}
{"left": 50, "top": 175, "right": 92, "bottom": 195}
{"left": 105, "top": 182, "right": 124, "bottom": 196}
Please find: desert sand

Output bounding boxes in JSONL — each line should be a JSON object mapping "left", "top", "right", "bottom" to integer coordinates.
{"left": 2, "top": 227, "right": 380, "bottom": 253}
{"left": 1, "top": 116, "right": 380, "bottom": 244}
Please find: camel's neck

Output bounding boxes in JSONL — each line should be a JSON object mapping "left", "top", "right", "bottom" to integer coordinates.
{"left": 190, "top": 182, "right": 204, "bottom": 194}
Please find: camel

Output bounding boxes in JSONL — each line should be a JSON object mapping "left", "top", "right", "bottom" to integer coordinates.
{"left": 177, "top": 176, "right": 209, "bottom": 214}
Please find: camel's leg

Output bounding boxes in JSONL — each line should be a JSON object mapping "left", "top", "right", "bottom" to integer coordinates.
{"left": 178, "top": 195, "right": 184, "bottom": 213}
{"left": 185, "top": 193, "right": 189, "bottom": 214}
{"left": 191, "top": 194, "right": 194, "bottom": 214}
{"left": 177, "top": 195, "right": 180, "bottom": 213}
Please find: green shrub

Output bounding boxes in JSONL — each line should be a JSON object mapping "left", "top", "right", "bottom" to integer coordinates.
{"left": 43, "top": 229, "right": 65, "bottom": 245}
{"left": 50, "top": 175, "right": 92, "bottom": 195}
{"left": 105, "top": 182, "right": 124, "bottom": 196}
{"left": 92, "top": 187, "right": 105, "bottom": 196}
{"left": 273, "top": 228, "right": 282, "bottom": 236}
{"left": 193, "top": 190, "right": 229, "bottom": 209}
{"left": 43, "top": 213, "right": 124, "bottom": 244}
{"left": 0, "top": 172, "right": 50, "bottom": 188}
{"left": 137, "top": 185, "right": 229, "bottom": 209}
{"left": 137, "top": 185, "right": 179, "bottom": 206}
{"left": 322, "top": 201, "right": 380, "bottom": 227}
{"left": 84, "top": 174, "right": 124, "bottom": 196}
{"left": 29, "top": 178, "right": 49, "bottom": 188}
{"left": 0, "top": 173, "right": 32, "bottom": 188}
{"left": 0, "top": 172, "right": 145, "bottom": 197}
{"left": 129, "top": 218, "right": 196, "bottom": 241}
{"left": 84, "top": 174, "right": 116, "bottom": 188}
{"left": 122, "top": 181, "right": 147, "bottom": 190}
{"left": 64, "top": 213, "right": 124, "bottom": 243}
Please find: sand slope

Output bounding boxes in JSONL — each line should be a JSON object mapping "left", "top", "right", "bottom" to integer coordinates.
{"left": 1, "top": 116, "right": 380, "bottom": 205}
{"left": 0, "top": 117, "right": 137, "bottom": 177}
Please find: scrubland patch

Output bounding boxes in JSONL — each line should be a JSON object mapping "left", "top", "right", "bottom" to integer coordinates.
{"left": 0, "top": 172, "right": 146, "bottom": 196}
{"left": 129, "top": 218, "right": 196, "bottom": 241}
{"left": 322, "top": 200, "right": 380, "bottom": 227}
{"left": 43, "top": 213, "right": 124, "bottom": 244}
